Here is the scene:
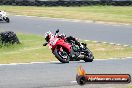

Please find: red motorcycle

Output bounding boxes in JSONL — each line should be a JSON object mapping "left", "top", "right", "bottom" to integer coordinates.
{"left": 43, "top": 29, "right": 94, "bottom": 63}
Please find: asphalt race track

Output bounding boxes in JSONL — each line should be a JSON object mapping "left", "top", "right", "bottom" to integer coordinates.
{"left": 0, "top": 16, "right": 132, "bottom": 88}
{"left": 0, "top": 16, "right": 132, "bottom": 45}
{"left": 0, "top": 59, "right": 132, "bottom": 88}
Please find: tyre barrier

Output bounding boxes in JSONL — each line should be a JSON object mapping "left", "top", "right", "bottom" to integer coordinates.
{"left": 0, "top": 31, "right": 20, "bottom": 45}
{"left": 0, "top": 1, "right": 132, "bottom": 6}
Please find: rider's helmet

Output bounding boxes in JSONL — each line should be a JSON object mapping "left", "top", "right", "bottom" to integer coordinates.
{"left": 45, "top": 31, "right": 52, "bottom": 42}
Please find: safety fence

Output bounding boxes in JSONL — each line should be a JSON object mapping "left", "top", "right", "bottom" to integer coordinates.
{"left": 0, "top": 1, "right": 132, "bottom": 6}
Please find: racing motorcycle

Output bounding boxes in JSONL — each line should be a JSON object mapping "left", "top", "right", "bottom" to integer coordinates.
{"left": 0, "top": 11, "right": 10, "bottom": 23}
{"left": 43, "top": 29, "right": 94, "bottom": 63}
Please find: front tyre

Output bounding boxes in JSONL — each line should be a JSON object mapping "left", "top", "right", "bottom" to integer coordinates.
{"left": 53, "top": 46, "right": 70, "bottom": 63}
{"left": 4, "top": 17, "right": 10, "bottom": 23}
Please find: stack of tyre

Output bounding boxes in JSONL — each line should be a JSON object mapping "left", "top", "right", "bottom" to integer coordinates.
{"left": 0, "top": 31, "right": 20, "bottom": 45}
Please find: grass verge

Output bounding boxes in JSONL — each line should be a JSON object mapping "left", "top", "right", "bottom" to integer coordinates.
{"left": 1, "top": 5, "right": 132, "bottom": 24}
{"left": 0, "top": 34, "right": 132, "bottom": 64}
{"left": 128, "top": 85, "right": 132, "bottom": 88}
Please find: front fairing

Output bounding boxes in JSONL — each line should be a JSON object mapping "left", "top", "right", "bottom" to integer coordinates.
{"left": 46, "top": 33, "right": 72, "bottom": 53}
{"left": 47, "top": 37, "right": 59, "bottom": 49}
{"left": 51, "top": 39, "right": 72, "bottom": 53}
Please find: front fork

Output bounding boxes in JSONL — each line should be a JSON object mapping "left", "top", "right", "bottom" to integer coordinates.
{"left": 3, "top": 16, "right": 8, "bottom": 20}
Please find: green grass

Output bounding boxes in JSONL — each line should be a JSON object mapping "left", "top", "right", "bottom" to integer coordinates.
{"left": 0, "top": 34, "right": 53, "bottom": 63}
{"left": 1, "top": 5, "right": 132, "bottom": 24}
{"left": 128, "top": 86, "right": 132, "bottom": 88}
{"left": 0, "top": 33, "right": 132, "bottom": 64}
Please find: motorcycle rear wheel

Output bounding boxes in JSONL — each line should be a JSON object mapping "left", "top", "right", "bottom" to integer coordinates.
{"left": 83, "top": 48, "right": 94, "bottom": 62}
{"left": 54, "top": 46, "right": 70, "bottom": 63}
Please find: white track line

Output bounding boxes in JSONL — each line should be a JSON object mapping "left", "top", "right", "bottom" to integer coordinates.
{"left": 0, "top": 61, "right": 60, "bottom": 66}
{"left": 84, "top": 40, "right": 132, "bottom": 47}
{"left": 0, "top": 57, "right": 131, "bottom": 66}
{"left": 70, "top": 81, "right": 77, "bottom": 84}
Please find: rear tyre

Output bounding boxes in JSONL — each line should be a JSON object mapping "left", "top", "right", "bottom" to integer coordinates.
{"left": 84, "top": 53, "right": 94, "bottom": 62}
{"left": 53, "top": 46, "right": 70, "bottom": 63}
{"left": 83, "top": 48, "right": 94, "bottom": 62}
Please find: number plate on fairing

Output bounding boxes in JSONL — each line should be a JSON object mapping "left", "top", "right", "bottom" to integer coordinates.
{"left": 49, "top": 38, "right": 58, "bottom": 46}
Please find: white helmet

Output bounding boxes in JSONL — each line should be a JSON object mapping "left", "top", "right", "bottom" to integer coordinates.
{"left": 44, "top": 31, "right": 52, "bottom": 42}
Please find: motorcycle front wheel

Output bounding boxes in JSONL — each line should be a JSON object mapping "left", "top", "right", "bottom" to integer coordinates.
{"left": 53, "top": 46, "right": 70, "bottom": 63}
{"left": 4, "top": 17, "right": 10, "bottom": 23}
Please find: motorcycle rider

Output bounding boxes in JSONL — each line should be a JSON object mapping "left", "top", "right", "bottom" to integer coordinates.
{"left": 44, "top": 31, "right": 80, "bottom": 46}
{"left": 66, "top": 36, "right": 80, "bottom": 46}
{"left": 44, "top": 31, "right": 53, "bottom": 42}
{"left": 0, "top": 11, "right": 2, "bottom": 17}
{"left": 0, "top": 10, "right": 6, "bottom": 17}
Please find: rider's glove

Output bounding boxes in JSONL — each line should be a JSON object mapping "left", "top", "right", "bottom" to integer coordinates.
{"left": 43, "top": 42, "right": 48, "bottom": 46}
